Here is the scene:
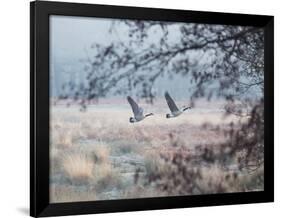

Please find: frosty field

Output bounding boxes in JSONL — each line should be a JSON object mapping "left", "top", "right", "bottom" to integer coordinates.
{"left": 50, "top": 100, "right": 263, "bottom": 203}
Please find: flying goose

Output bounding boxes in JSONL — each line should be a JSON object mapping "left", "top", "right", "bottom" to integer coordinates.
{"left": 127, "top": 96, "right": 154, "bottom": 123}
{"left": 164, "top": 91, "right": 191, "bottom": 118}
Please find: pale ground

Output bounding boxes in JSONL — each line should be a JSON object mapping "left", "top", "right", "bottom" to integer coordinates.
{"left": 49, "top": 99, "right": 259, "bottom": 203}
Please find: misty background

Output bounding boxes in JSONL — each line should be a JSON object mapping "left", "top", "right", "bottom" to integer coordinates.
{"left": 50, "top": 15, "right": 261, "bottom": 102}
{"left": 50, "top": 16, "right": 196, "bottom": 100}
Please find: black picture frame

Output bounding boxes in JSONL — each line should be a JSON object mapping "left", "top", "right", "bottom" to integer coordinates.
{"left": 30, "top": 1, "right": 274, "bottom": 217}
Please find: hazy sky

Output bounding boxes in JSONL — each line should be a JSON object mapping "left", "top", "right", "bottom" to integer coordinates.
{"left": 50, "top": 15, "right": 196, "bottom": 99}
{"left": 50, "top": 16, "right": 117, "bottom": 61}
{"left": 50, "top": 15, "right": 262, "bottom": 100}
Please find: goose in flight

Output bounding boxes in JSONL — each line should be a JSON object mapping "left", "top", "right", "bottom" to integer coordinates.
{"left": 127, "top": 96, "right": 154, "bottom": 123}
{"left": 165, "top": 91, "right": 191, "bottom": 118}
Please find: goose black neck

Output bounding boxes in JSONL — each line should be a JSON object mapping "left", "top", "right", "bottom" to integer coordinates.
{"left": 183, "top": 107, "right": 191, "bottom": 111}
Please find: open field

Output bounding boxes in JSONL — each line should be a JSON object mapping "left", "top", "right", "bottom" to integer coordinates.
{"left": 50, "top": 100, "right": 263, "bottom": 203}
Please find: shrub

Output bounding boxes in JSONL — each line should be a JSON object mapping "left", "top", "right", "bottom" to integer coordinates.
{"left": 62, "top": 153, "right": 93, "bottom": 184}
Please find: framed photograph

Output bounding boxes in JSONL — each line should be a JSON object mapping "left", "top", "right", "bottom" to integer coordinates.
{"left": 30, "top": 1, "right": 274, "bottom": 217}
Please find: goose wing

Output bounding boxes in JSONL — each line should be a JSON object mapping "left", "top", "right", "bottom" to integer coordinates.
{"left": 127, "top": 96, "right": 143, "bottom": 117}
{"left": 165, "top": 92, "right": 179, "bottom": 113}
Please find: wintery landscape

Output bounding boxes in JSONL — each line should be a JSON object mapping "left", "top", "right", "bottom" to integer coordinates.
{"left": 50, "top": 16, "right": 264, "bottom": 202}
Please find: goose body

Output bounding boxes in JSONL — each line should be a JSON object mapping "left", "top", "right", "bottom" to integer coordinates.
{"left": 127, "top": 96, "right": 153, "bottom": 123}
{"left": 164, "top": 92, "right": 191, "bottom": 118}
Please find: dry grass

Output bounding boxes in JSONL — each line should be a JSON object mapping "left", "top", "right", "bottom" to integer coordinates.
{"left": 237, "top": 166, "right": 264, "bottom": 191}
{"left": 62, "top": 153, "right": 93, "bottom": 184}
{"left": 91, "top": 143, "right": 111, "bottom": 164}
{"left": 123, "top": 185, "right": 167, "bottom": 199}
{"left": 197, "top": 165, "right": 238, "bottom": 193}
{"left": 143, "top": 149, "right": 167, "bottom": 175}
{"left": 50, "top": 184, "right": 96, "bottom": 203}
{"left": 56, "top": 130, "right": 74, "bottom": 148}
{"left": 50, "top": 101, "right": 261, "bottom": 203}
{"left": 93, "top": 162, "right": 122, "bottom": 191}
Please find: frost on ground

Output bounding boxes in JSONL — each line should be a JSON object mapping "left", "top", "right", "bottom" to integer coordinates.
{"left": 50, "top": 100, "right": 263, "bottom": 203}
